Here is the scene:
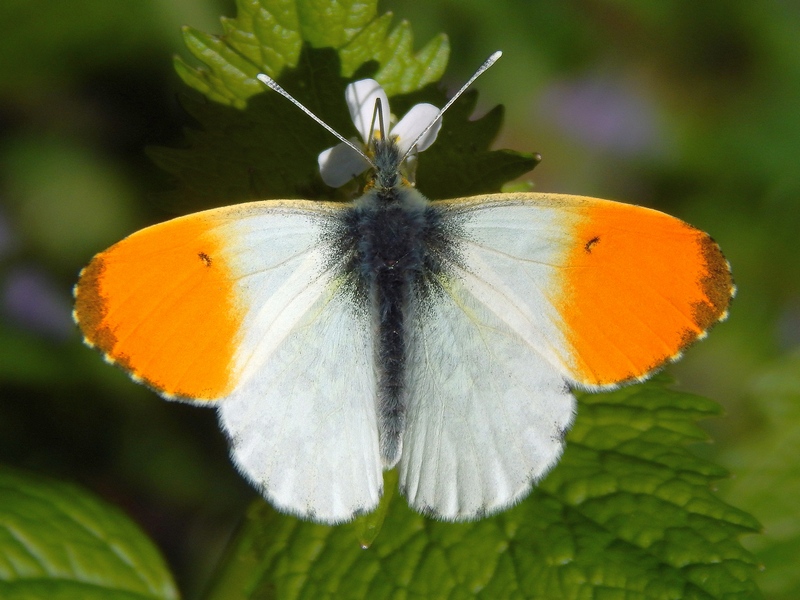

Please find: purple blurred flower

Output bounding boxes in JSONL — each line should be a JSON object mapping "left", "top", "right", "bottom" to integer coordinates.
{"left": 537, "top": 74, "right": 662, "bottom": 155}
{"left": 3, "top": 266, "right": 74, "bottom": 340}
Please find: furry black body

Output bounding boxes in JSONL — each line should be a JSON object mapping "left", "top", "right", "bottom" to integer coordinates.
{"left": 336, "top": 139, "right": 459, "bottom": 467}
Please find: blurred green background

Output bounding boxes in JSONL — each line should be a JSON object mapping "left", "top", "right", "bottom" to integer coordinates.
{"left": 1, "top": 0, "right": 798, "bottom": 597}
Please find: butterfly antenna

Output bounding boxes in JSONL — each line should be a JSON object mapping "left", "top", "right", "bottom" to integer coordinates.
{"left": 399, "top": 50, "right": 503, "bottom": 164}
{"left": 256, "top": 73, "right": 377, "bottom": 169}
{"left": 370, "top": 98, "right": 387, "bottom": 145}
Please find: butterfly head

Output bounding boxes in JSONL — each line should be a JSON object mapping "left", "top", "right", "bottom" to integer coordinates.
{"left": 366, "top": 136, "right": 403, "bottom": 192}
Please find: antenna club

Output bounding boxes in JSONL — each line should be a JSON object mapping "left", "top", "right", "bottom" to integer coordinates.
{"left": 398, "top": 50, "right": 505, "bottom": 164}
{"left": 256, "top": 73, "right": 277, "bottom": 88}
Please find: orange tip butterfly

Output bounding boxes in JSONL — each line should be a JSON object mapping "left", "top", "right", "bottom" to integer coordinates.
{"left": 73, "top": 51, "right": 733, "bottom": 524}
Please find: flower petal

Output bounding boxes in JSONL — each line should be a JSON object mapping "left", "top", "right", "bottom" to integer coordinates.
{"left": 392, "top": 103, "right": 441, "bottom": 155}
{"left": 318, "top": 143, "right": 371, "bottom": 187}
{"left": 346, "top": 79, "right": 390, "bottom": 143}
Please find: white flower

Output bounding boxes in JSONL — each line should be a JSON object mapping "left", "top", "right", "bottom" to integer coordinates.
{"left": 318, "top": 79, "right": 442, "bottom": 188}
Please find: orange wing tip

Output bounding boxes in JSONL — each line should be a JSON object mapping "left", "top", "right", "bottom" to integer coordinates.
{"left": 73, "top": 215, "right": 245, "bottom": 402}
{"left": 561, "top": 204, "right": 734, "bottom": 389}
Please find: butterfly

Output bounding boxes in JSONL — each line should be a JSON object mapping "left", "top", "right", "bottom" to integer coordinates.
{"left": 73, "top": 52, "right": 733, "bottom": 524}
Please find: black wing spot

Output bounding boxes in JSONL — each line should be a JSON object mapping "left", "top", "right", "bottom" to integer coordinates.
{"left": 198, "top": 252, "right": 212, "bottom": 267}
{"left": 584, "top": 236, "right": 600, "bottom": 253}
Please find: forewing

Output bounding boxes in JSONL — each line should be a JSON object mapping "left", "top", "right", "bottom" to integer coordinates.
{"left": 75, "top": 200, "right": 381, "bottom": 523}
{"left": 435, "top": 193, "right": 734, "bottom": 389}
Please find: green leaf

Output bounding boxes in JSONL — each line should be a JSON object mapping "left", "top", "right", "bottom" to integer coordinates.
{"left": 174, "top": 0, "right": 449, "bottom": 108}
{"left": 150, "top": 46, "right": 535, "bottom": 213}
{"left": 150, "top": 47, "right": 353, "bottom": 212}
{"left": 0, "top": 467, "right": 178, "bottom": 600}
{"left": 718, "top": 351, "right": 800, "bottom": 599}
{"left": 202, "top": 379, "right": 760, "bottom": 599}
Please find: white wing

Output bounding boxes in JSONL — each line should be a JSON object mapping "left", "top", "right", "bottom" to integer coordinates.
{"left": 214, "top": 201, "right": 382, "bottom": 524}
{"left": 399, "top": 196, "right": 581, "bottom": 519}
{"left": 400, "top": 279, "right": 576, "bottom": 519}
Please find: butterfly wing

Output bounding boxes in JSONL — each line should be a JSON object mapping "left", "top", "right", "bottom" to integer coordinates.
{"left": 399, "top": 192, "right": 733, "bottom": 519}
{"left": 400, "top": 277, "right": 576, "bottom": 519}
{"left": 439, "top": 193, "right": 733, "bottom": 388}
{"left": 74, "top": 200, "right": 382, "bottom": 523}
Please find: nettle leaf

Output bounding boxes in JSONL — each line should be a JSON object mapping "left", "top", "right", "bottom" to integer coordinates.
{"left": 203, "top": 379, "right": 760, "bottom": 600}
{"left": 719, "top": 352, "right": 800, "bottom": 599}
{"left": 174, "top": 0, "right": 449, "bottom": 108}
{"left": 0, "top": 467, "right": 178, "bottom": 600}
{"left": 150, "top": 47, "right": 354, "bottom": 212}
{"left": 149, "top": 46, "right": 536, "bottom": 212}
